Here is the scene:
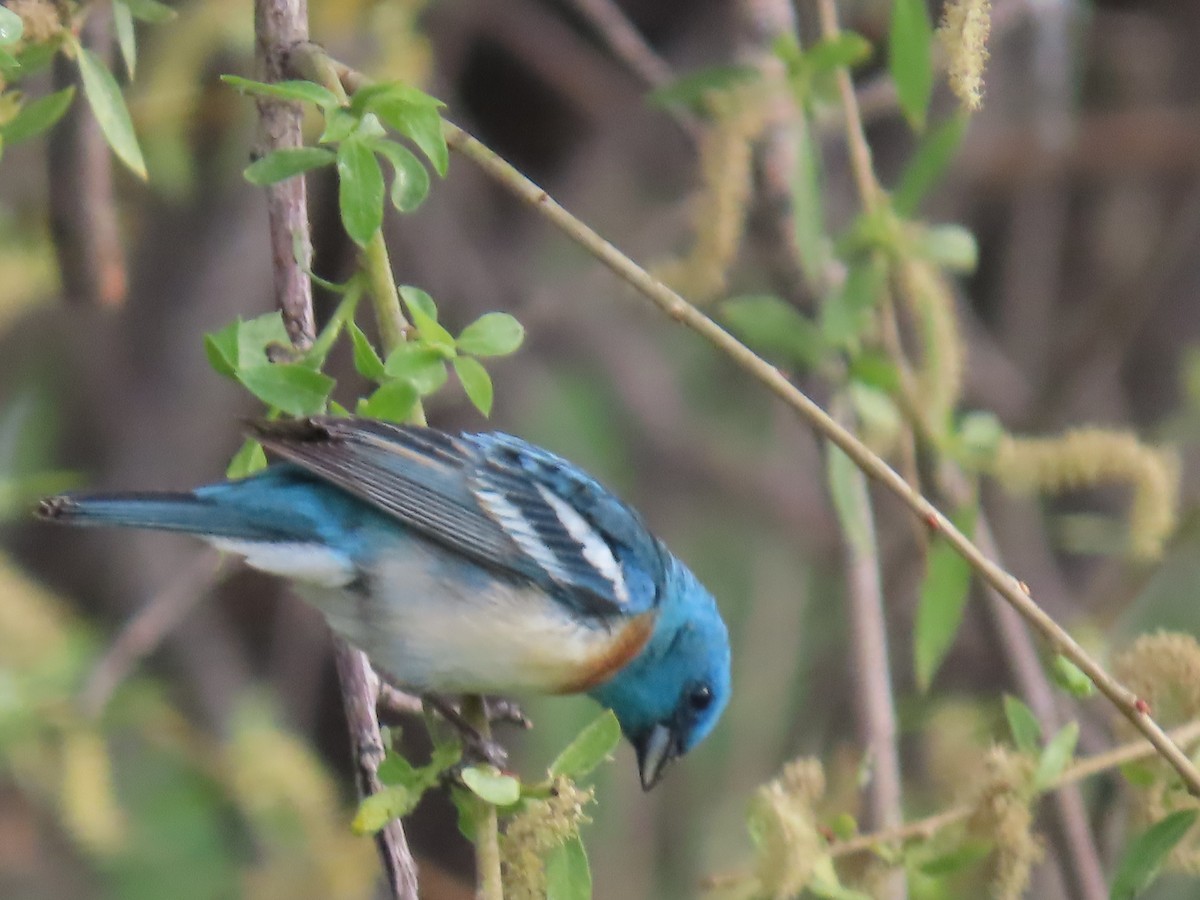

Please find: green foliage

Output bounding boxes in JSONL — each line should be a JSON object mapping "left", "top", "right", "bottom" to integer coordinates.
{"left": 548, "top": 710, "right": 621, "bottom": 780}
{"left": 721, "top": 295, "right": 824, "bottom": 370}
{"left": 545, "top": 835, "right": 592, "bottom": 900}
{"left": 889, "top": 0, "right": 935, "bottom": 131}
{"left": 243, "top": 147, "right": 335, "bottom": 185}
{"left": 0, "top": 86, "right": 74, "bottom": 145}
{"left": 893, "top": 115, "right": 969, "bottom": 215}
{"left": 1110, "top": 810, "right": 1199, "bottom": 900}
{"left": 72, "top": 40, "right": 147, "bottom": 179}
{"left": 337, "top": 136, "right": 386, "bottom": 246}
{"left": 1003, "top": 695, "right": 1042, "bottom": 754}
{"left": 1050, "top": 654, "right": 1096, "bottom": 698}
{"left": 1033, "top": 722, "right": 1078, "bottom": 792}
{"left": 914, "top": 503, "right": 978, "bottom": 691}
{"left": 461, "top": 766, "right": 522, "bottom": 806}
{"left": 645, "top": 64, "right": 761, "bottom": 113}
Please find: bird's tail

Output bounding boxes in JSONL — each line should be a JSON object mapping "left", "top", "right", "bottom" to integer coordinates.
{"left": 37, "top": 490, "right": 282, "bottom": 541}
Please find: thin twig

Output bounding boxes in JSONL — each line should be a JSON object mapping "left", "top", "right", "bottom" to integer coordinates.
{"left": 441, "top": 119, "right": 1200, "bottom": 795}
{"left": 253, "top": 3, "right": 417, "bottom": 896}
{"left": 830, "top": 398, "right": 907, "bottom": 900}
{"left": 80, "top": 550, "right": 224, "bottom": 718}
{"left": 48, "top": 6, "right": 127, "bottom": 308}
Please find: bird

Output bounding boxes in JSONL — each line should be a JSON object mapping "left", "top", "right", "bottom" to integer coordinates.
{"left": 37, "top": 416, "right": 730, "bottom": 790}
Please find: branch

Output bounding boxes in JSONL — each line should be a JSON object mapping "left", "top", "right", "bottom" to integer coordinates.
{"left": 252, "top": 3, "right": 417, "bottom": 896}
{"left": 441, "top": 119, "right": 1200, "bottom": 795}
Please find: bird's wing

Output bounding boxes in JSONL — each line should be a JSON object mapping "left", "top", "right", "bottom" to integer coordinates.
{"left": 250, "top": 418, "right": 663, "bottom": 617}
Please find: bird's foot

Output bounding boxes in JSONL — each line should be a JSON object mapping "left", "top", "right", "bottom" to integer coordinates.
{"left": 423, "top": 695, "right": 510, "bottom": 769}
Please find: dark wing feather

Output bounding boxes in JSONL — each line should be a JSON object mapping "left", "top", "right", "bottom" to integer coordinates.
{"left": 249, "top": 418, "right": 663, "bottom": 617}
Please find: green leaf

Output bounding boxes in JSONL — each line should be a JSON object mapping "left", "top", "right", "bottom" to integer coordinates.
{"left": 235, "top": 312, "right": 291, "bottom": 370}
{"left": 221, "top": 75, "right": 340, "bottom": 109}
{"left": 374, "top": 139, "right": 431, "bottom": 213}
{"left": 336, "top": 138, "right": 385, "bottom": 246}
{"left": 75, "top": 45, "right": 147, "bottom": 179}
{"left": 646, "top": 65, "right": 761, "bottom": 112}
{"left": 226, "top": 439, "right": 267, "bottom": 480}
{"left": 914, "top": 502, "right": 978, "bottom": 691}
{"left": 1050, "top": 654, "right": 1096, "bottom": 699}
{"left": 457, "top": 312, "right": 525, "bottom": 358}
{"left": 348, "top": 320, "right": 386, "bottom": 381}
{"left": 722, "top": 295, "right": 824, "bottom": 369}
{"left": 237, "top": 364, "right": 334, "bottom": 416}
{"left": 358, "top": 379, "right": 418, "bottom": 423}
{"left": 122, "top": 0, "right": 177, "bottom": 23}
{"left": 351, "top": 785, "right": 417, "bottom": 834}
{"left": 825, "top": 443, "right": 873, "bottom": 555}
{"left": 1119, "top": 762, "right": 1157, "bottom": 789}
{"left": 917, "top": 840, "right": 991, "bottom": 876}
{"left": 0, "top": 87, "right": 75, "bottom": 145}
{"left": 889, "top": 0, "right": 935, "bottom": 131}
{"left": 244, "top": 147, "right": 335, "bottom": 185}
{"left": 319, "top": 106, "right": 359, "bottom": 144}
{"left": 955, "top": 410, "right": 1003, "bottom": 467}
{"left": 383, "top": 345, "right": 448, "bottom": 395}
{"left": 356, "top": 85, "right": 449, "bottom": 176}
{"left": 204, "top": 321, "right": 240, "bottom": 378}
{"left": 549, "top": 710, "right": 621, "bottom": 780}
{"left": 0, "top": 6, "right": 24, "bottom": 46}
{"left": 449, "top": 786, "right": 483, "bottom": 842}
{"left": 113, "top": 2, "right": 136, "bottom": 79}
{"left": 792, "top": 116, "right": 831, "bottom": 283}
{"left": 893, "top": 114, "right": 968, "bottom": 215}
{"left": 460, "top": 765, "right": 520, "bottom": 806}
{"left": 400, "top": 286, "right": 455, "bottom": 351}
{"left": 805, "top": 33, "right": 873, "bottom": 73}
{"left": 453, "top": 356, "right": 493, "bottom": 416}
{"left": 1034, "top": 722, "right": 1078, "bottom": 792}
{"left": 1003, "top": 695, "right": 1042, "bottom": 754}
{"left": 546, "top": 835, "right": 591, "bottom": 900}
{"left": 913, "top": 223, "right": 978, "bottom": 273}
{"left": 1110, "top": 810, "right": 1198, "bottom": 900}
{"left": 821, "top": 257, "right": 886, "bottom": 349}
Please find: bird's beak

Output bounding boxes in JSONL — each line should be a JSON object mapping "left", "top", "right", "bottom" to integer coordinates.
{"left": 635, "top": 723, "right": 677, "bottom": 791}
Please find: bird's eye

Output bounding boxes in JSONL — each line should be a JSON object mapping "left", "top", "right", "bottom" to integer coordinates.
{"left": 689, "top": 685, "right": 713, "bottom": 712}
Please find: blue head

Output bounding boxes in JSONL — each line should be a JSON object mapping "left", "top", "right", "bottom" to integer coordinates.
{"left": 589, "top": 555, "right": 730, "bottom": 789}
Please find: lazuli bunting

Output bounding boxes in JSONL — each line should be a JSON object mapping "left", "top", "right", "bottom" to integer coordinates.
{"left": 38, "top": 417, "right": 731, "bottom": 789}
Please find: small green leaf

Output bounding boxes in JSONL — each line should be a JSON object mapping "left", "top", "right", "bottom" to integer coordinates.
{"left": 825, "top": 443, "right": 872, "bottom": 555}
{"left": 955, "top": 410, "right": 1004, "bottom": 467}
{"left": 1003, "top": 695, "right": 1042, "bottom": 754}
{"left": 319, "top": 106, "right": 359, "bottom": 144}
{"left": 460, "top": 765, "right": 520, "bottom": 806}
{"left": 893, "top": 114, "right": 968, "bottom": 215}
{"left": 122, "top": 0, "right": 177, "bottom": 24}
{"left": 914, "top": 503, "right": 978, "bottom": 691}
{"left": 546, "top": 835, "right": 591, "bottom": 900}
{"left": 828, "top": 813, "right": 858, "bottom": 841}
{"left": 1034, "top": 722, "right": 1078, "bottom": 792}
{"left": 221, "top": 75, "right": 340, "bottom": 109}
{"left": 821, "top": 257, "right": 886, "bottom": 349}
{"left": 351, "top": 785, "right": 416, "bottom": 834}
{"left": 1050, "top": 654, "right": 1096, "bottom": 699}
{"left": 236, "top": 312, "right": 291, "bottom": 370}
{"left": 457, "top": 312, "right": 525, "bottom": 358}
{"left": 0, "top": 87, "right": 75, "bottom": 145}
{"left": 113, "top": 2, "right": 136, "bottom": 79}
{"left": 384, "top": 345, "right": 448, "bottom": 395}
{"left": 792, "top": 116, "right": 831, "bottom": 283}
{"left": 1119, "top": 761, "right": 1157, "bottom": 789}
{"left": 913, "top": 223, "right": 978, "bottom": 273}
{"left": 400, "top": 286, "right": 455, "bottom": 351}
{"left": 226, "top": 439, "right": 267, "bottom": 480}
{"left": 75, "top": 45, "right": 147, "bottom": 179}
{"left": 918, "top": 840, "right": 991, "bottom": 876}
{"left": 549, "top": 710, "right": 621, "bottom": 780}
{"left": 337, "top": 137, "right": 385, "bottom": 246}
{"left": 1110, "top": 810, "right": 1198, "bottom": 900}
{"left": 358, "top": 379, "right": 419, "bottom": 423}
{"left": 357, "top": 85, "right": 449, "bottom": 176}
{"left": 244, "top": 147, "right": 335, "bottom": 185}
{"left": 646, "top": 65, "right": 761, "bottom": 112}
{"left": 348, "top": 320, "right": 386, "bottom": 381}
{"left": 0, "top": 6, "right": 24, "bottom": 46}
{"left": 889, "top": 0, "right": 934, "bottom": 131}
{"left": 374, "top": 139, "right": 431, "bottom": 213}
{"left": 450, "top": 786, "right": 484, "bottom": 842}
{"left": 848, "top": 351, "right": 900, "bottom": 393}
{"left": 237, "top": 364, "right": 334, "bottom": 416}
{"left": 454, "top": 356, "right": 493, "bottom": 416}
{"left": 722, "top": 295, "right": 824, "bottom": 370}
{"left": 204, "top": 321, "right": 240, "bottom": 378}
{"left": 805, "top": 33, "right": 873, "bottom": 73}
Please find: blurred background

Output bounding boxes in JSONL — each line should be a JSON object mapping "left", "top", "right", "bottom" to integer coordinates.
{"left": 4, "top": 0, "right": 1200, "bottom": 897}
